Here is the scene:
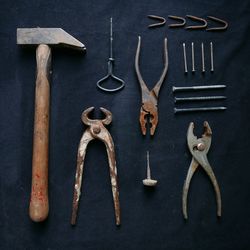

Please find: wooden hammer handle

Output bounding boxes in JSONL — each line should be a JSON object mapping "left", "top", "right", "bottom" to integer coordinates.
{"left": 29, "top": 44, "right": 51, "bottom": 222}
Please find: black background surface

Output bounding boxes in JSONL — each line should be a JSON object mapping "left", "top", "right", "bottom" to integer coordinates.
{"left": 1, "top": 0, "right": 250, "bottom": 249}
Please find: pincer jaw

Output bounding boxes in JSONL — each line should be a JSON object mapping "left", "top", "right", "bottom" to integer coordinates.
{"left": 81, "top": 107, "right": 95, "bottom": 125}
{"left": 81, "top": 107, "right": 112, "bottom": 126}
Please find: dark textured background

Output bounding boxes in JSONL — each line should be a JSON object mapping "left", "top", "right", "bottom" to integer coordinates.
{"left": 1, "top": 0, "right": 250, "bottom": 249}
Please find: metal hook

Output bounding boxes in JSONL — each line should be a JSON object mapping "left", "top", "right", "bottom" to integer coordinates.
{"left": 168, "top": 15, "right": 186, "bottom": 28}
{"left": 96, "top": 17, "right": 125, "bottom": 92}
{"left": 148, "top": 15, "right": 166, "bottom": 28}
{"left": 206, "top": 16, "right": 228, "bottom": 31}
{"left": 185, "top": 15, "right": 207, "bottom": 30}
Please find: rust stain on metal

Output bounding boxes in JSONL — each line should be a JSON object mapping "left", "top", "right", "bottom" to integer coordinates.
{"left": 71, "top": 107, "right": 120, "bottom": 226}
{"left": 185, "top": 15, "right": 208, "bottom": 30}
{"left": 168, "top": 15, "right": 186, "bottom": 28}
{"left": 206, "top": 16, "right": 228, "bottom": 31}
{"left": 147, "top": 15, "right": 166, "bottom": 28}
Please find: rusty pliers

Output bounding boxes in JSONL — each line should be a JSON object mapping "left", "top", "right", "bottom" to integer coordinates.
{"left": 182, "top": 121, "right": 222, "bottom": 219}
{"left": 71, "top": 107, "right": 120, "bottom": 226}
{"left": 135, "top": 36, "right": 168, "bottom": 136}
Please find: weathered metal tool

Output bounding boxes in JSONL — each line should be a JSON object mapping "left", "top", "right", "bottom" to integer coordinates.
{"left": 71, "top": 107, "right": 120, "bottom": 226}
{"left": 191, "top": 42, "right": 195, "bottom": 73}
{"left": 201, "top": 42, "right": 205, "bottom": 73}
{"left": 135, "top": 36, "right": 168, "bottom": 136}
{"left": 175, "top": 107, "right": 226, "bottom": 113}
{"left": 142, "top": 151, "right": 157, "bottom": 186}
{"left": 172, "top": 84, "right": 226, "bottom": 92}
{"left": 186, "top": 15, "right": 207, "bottom": 30}
{"left": 17, "top": 28, "right": 86, "bottom": 222}
{"left": 96, "top": 18, "right": 125, "bottom": 92}
{"left": 206, "top": 16, "right": 228, "bottom": 31}
{"left": 182, "top": 43, "right": 188, "bottom": 74}
{"left": 168, "top": 15, "right": 186, "bottom": 28}
{"left": 148, "top": 15, "right": 166, "bottom": 28}
{"left": 174, "top": 96, "right": 226, "bottom": 103}
{"left": 182, "top": 121, "right": 222, "bottom": 219}
{"left": 210, "top": 42, "right": 214, "bottom": 72}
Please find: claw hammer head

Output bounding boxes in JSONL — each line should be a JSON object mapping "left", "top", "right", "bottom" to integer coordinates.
{"left": 17, "top": 28, "right": 86, "bottom": 51}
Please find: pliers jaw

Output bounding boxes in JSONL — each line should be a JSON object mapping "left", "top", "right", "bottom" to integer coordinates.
{"left": 187, "top": 121, "right": 212, "bottom": 155}
{"left": 81, "top": 106, "right": 112, "bottom": 127}
{"left": 140, "top": 102, "right": 158, "bottom": 136}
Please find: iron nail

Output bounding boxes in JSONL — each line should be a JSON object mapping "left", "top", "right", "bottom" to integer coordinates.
{"left": 172, "top": 85, "right": 226, "bottom": 92}
{"left": 201, "top": 42, "right": 205, "bottom": 73}
{"left": 191, "top": 42, "right": 195, "bottom": 73}
{"left": 210, "top": 42, "right": 214, "bottom": 72}
{"left": 174, "top": 107, "right": 227, "bottom": 113}
{"left": 174, "top": 96, "right": 226, "bottom": 103}
{"left": 183, "top": 43, "right": 188, "bottom": 74}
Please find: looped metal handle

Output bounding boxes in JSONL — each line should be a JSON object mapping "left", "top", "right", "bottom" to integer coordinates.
{"left": 96, "top": 18, "right": 125, "bottom": 93}
{"left": 96, "top": 59, "right": 125, "bottom": 92}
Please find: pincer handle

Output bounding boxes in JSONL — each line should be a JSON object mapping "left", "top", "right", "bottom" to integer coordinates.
{"left": 29, "top": 44, "right": 51, "bottom": 222}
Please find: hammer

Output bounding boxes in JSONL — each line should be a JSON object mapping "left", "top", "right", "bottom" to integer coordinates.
{"left": 17, "top": 28, "right": 86, "bottom": 222}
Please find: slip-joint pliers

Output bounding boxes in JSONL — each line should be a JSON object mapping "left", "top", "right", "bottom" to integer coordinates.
{"left": 182, "top": 121, "right": 222, "bottom": 219}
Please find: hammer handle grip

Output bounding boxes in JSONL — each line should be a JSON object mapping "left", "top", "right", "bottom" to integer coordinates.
{"left": 29, "top": 44, "right": 51, "bottom": 222}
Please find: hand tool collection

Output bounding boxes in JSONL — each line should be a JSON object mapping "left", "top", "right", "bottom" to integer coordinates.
{"left": 16, "top": 11, "right": 226, "bottom": 225}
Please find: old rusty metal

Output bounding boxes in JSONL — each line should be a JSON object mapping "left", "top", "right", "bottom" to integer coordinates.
{"left": 71, "top": 107, "right": 120, "bottom": 226}
{"left": 17, "top": 28, "right": 85, "bottom": 222}
{"left": 206, "top": 16, "right": 228, "bottom": 31}
{"left": 182, "top": 121, "right": 222, "bottom": 219}
{"left": 168, "top": 15, "right": 186, "bottom": 28}
{"left": 147, "top": 15, "right": 166, "bottom": 28}
{"left": 185, "top": 15, "right": 207, "bottom": 30}
{"left": 135, "top": 36, "right": 168, "bottom": 136}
